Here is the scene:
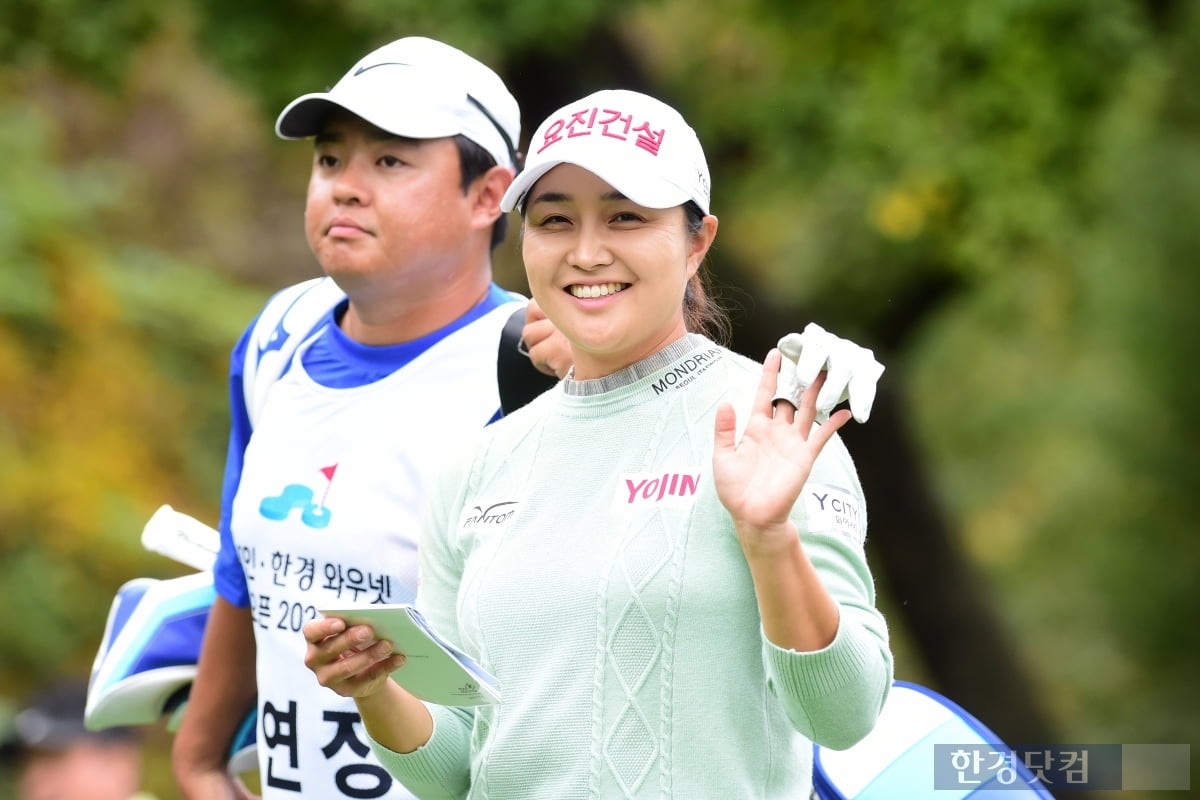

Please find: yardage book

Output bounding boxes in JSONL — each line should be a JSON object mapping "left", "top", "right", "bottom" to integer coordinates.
{"left": 318, "top": 604, "right": 500, "bottom": 707}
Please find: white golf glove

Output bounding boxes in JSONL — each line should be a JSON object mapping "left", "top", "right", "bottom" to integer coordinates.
{"left": 773, "top": 323, "right": 884, "bottom": 423}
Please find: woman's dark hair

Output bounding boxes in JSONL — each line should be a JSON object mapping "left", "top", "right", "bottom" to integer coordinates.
{"left": 454, "top": 135, "right": 509, "bottom": 251}
{"left": 682, "top": 201, "right": 731, "bottom": 345}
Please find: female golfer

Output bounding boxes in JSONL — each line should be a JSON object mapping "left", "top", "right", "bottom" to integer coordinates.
{"left": 303, "top": 89, "right": 893, "bottom": 800}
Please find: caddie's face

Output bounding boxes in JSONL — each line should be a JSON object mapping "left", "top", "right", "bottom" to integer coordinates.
{"left": 304, "top": 113, "right": 486, "bottom": 295}
{"left": 521, "top": 164, "right": 716, "bottom": 381}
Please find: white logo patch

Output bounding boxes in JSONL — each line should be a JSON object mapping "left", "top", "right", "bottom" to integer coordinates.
{"left": 803, "top": 484, "right": 863, "bottom": 543}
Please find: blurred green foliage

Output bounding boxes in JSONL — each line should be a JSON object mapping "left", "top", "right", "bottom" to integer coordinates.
{"left": 1, "top": 1, "right": 1196, "bottom": 797}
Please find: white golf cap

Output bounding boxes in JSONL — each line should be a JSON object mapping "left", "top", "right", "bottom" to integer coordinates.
{"left": 501, "top": 89, "right": 711, "bottom": 215}
{"left": 275, "top": 36, "right": 520, "bottom": 170}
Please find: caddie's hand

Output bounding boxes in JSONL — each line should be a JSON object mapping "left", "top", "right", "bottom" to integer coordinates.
{"left": 774, "top": 322, "right": 884, "bottom": 423}
{"left": 302, "top": 615, "right": 405, "bottom": 700}
{"left": 521, "top": 299, "right": 573, "bottom": 379}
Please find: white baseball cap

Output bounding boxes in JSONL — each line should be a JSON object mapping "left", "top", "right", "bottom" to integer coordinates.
{"left": 275, "top": 37, "right": 520, "bottom": 170}
{"left": 501, "top": 89, "right": 711, "bottom": 215}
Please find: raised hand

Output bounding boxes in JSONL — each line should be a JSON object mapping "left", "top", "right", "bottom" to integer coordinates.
{"left": 775, "top": 323, "right": 884, "bottom": 423}
{"left": 713, "top": 349, "right": 852, "bottom": 554}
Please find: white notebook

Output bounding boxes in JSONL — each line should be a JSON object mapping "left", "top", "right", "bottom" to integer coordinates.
{"left": 319, "top": 604, "right": 500, "bottom": 707}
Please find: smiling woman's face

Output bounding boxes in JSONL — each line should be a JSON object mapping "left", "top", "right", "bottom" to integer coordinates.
{"left": 521, "top": 164, "right": 716, "bottom": 381}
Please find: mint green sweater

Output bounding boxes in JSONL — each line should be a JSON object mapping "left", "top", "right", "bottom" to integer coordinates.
{"left": 370, "top": 335, "right": 893, "bottom": 799}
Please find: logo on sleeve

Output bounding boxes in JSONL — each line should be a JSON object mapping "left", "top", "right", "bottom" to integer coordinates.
{"left": 803, "top": 485, "right": 863, "bottom": 542}
{"left": 460, "top": 501, "right": 518, "bottom": 528}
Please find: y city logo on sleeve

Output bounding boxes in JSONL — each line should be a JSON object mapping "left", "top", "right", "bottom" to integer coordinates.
{"left": 259, "top": 464, "right": 338, "bottom": 529}
{"left": 612, "top": 471, "right": 702, "bottom": 511}
{"left": 802, "top": 484, "right": 863, "bottom": 542}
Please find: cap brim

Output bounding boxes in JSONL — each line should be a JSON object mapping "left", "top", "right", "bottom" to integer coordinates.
{"left": 276, "top": 94, "right": 340, "bottom": 139}
{"left": 275, "top": 94, "right": 464, "bottom": 141}
{"left": 501, "top": 159, "right": 695, "bottom": 213}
